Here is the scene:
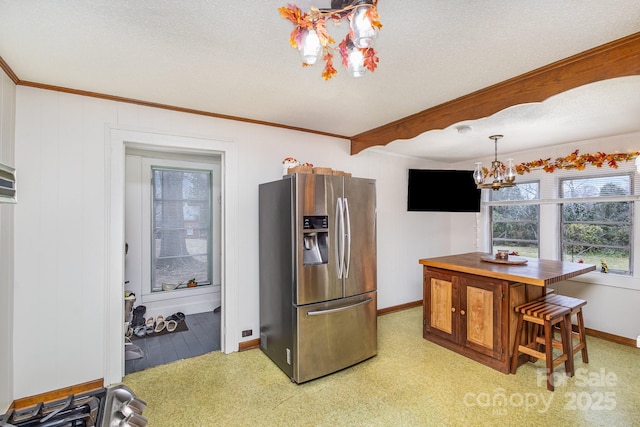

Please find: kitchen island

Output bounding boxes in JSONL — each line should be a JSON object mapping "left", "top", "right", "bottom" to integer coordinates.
{"left": 419, "top": 252, "right": 595, "bottom": 373}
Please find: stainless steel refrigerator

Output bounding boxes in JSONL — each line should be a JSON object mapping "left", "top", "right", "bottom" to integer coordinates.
{"left": 259, "top": 173, "right": 377, "bottom": 383}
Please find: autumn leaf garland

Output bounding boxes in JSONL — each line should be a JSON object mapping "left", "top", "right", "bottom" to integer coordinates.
{"left": 278, "top": 1, "right": 381, "bottom": 80}
{"left": 512, "top": 150, "right": 640, "bottom": 175}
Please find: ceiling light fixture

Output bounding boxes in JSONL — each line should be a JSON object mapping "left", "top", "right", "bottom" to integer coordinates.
{"left": 278, "top": 0, "right": 382, "bottom": 80}
{"left": 473, "top": 135, "right": 517, "bottom": 191}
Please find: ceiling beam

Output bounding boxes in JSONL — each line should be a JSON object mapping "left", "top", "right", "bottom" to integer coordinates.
{"left": 350, "top": 31, "right": 640, "bottom": 155}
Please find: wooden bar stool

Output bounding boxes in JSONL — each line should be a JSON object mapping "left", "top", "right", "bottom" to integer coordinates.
{"left": 539, "top": 294, "right": 589, "bottom": 366}
{"left": 511, "top": 299, "right": 572, "bottom": 391}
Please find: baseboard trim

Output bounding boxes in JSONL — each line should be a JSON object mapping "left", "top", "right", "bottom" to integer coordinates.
{"left": 586, "top": 327, "right": 637, "bottom": 348}
{"left": 377, "top": 300, "right": 422, "bottom": 316}
{"left": 239, "top": 338, "right": 260, "bottom": 351}
{"left": 12, "top": 378, "right": 104, "bottom": 410}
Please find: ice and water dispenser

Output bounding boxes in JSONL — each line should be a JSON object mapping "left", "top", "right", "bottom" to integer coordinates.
{"left": 302, "top": 215, "right": 329, "bottom": 265}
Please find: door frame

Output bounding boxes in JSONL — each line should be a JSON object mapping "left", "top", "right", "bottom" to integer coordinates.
{"left": 105, "top": 126, "right": 239, "bottom": 385}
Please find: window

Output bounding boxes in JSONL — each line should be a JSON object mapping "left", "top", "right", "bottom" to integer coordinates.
{"left": 560, "top": 174, "right": 633, "bottom": 274}
{"left": 151, "top": 167, "right": 213, "bottom": 291}
{"left": 488, "top": 182, "right": 540, "bottom": 258}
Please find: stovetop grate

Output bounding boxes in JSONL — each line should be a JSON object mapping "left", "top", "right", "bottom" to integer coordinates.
{"left": 1, "top": 385, "right": 147, "bottom": 427}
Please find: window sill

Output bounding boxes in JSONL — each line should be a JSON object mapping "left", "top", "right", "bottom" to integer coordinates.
{"left": 141, "top": 284, "right": 219, "bottom": 303}
{"left": 567, "top": 270, "right": 638, "bottom": 291}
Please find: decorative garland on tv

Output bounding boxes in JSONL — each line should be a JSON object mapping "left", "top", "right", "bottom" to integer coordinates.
{"left": 514, "top": 150, "right": 640, "bottom": 175}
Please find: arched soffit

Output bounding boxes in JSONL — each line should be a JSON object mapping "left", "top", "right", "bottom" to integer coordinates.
{"left": 379, "top": 76, "right": 640, "bottom": 163}
{"left": 350, "top": 32, "right": 640, "bottom": 155}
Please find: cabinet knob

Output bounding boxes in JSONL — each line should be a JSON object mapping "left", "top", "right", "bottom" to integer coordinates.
{"left": 451, "top": 307, "right": 455, "bottom": 312}
{"left": 460, "top": 310, "right": 466, "bottom": 315}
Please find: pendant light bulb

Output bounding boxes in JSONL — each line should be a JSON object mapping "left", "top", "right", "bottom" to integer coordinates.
{"left": 350, "top": 5, "right": 376, "bottom": 49}
{"left": 299, "top": 28, "right": 322, "bottom": 65}
{"left": 473, "top": 162, "right": 484, "bottom": 185}
{"left": 505, "top": 158, "right": 516, "bottom": 183}
{"left": 347, "top": 46, "right": 366, "bottom": 77}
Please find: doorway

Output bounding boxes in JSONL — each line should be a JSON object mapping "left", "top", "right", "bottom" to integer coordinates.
{"left": 106, "top": 127, "right": 239, "bottom": 385}
{"left": 124, "top": 150, "right": 222, "bottom": 373}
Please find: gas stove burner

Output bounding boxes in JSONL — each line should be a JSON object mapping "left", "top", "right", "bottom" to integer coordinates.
{"left": 0, "top": 385, "right": 147, "bottom": 427}
{"left": 0, "top": 390, "right": 104, "bottom": 427}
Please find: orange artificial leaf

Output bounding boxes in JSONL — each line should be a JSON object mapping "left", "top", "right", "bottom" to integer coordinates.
{"left": 363, "top": 48, "right": 379, "bottom": 72}
{"left": 315, "top": 19, "right": 335, "bottom": 47}
{"left": 289, "top": 27, "right": 303, "bottom": 48}
{"left": 322, "top": 52, "right": 337, "bottom": 80}
{"left": 365, "top": 6, "right": 383, "bottom": 30}
{"left": 338, "top": 38, "right": 349, "bottom": 68}
{"left": 278, "top": 5, "right": 304, "bottom": 25}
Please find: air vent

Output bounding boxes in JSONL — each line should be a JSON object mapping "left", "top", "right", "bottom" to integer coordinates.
{"left": 0, "top": 162, "right": 16, "bottom": 203}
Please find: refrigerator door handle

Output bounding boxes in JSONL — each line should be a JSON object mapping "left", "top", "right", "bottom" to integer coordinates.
{"left": 343, "top": 198, "right": 351, "bottom": 278}
{"left": 335, "top": 197, "right": 344, "bottom": 279}
{"left": 306, "top": 297, "right": 373, "bottom": 316}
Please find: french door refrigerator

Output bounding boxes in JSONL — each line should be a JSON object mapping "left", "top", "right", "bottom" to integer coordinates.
{"left": 259, "top": 173, "right": 377, "bottom": 383}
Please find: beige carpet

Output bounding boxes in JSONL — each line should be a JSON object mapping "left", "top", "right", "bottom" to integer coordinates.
{"left": 122, "top": 307, "right": 640, "bottom": 426}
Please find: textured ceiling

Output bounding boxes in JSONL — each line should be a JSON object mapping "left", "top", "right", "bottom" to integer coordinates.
{"left": 0, "top": 0, "right": 639, "bottom": 162}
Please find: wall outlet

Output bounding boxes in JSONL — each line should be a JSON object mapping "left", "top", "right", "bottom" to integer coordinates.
{"left": 242, "top": 329, "right": 252, "bottom": 337}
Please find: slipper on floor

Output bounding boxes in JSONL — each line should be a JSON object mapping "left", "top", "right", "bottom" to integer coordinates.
{"left": 166, "top": 312, "right": 185, "bottom": 323}
{"left": 154, "top": 315, "right": 165, "bottom": 333}
{"left": 145, "top": 317, "right": 155, "bottom": 333}
{"left": 166, "top": 320, "right": 178, "bottom": 332}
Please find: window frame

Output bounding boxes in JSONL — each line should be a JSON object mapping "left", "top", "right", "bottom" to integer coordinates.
{"left": 150, "top": 165, "right": 214, "bottom": 292}
{"left": 486, "top": 180, "right": 541, "bottom": 258}
{"left": 140, "top": 156, "right": 221, "bottom": 297}
{"left": 558, "top": 172, "right": 634, "bottom": 275}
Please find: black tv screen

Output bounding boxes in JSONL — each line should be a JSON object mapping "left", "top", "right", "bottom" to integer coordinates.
{"left": 407, "top": 169, "right": 481, "bottom": 212}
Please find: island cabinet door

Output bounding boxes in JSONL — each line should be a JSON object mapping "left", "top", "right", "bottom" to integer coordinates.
{"left": 423, "top": 269, "right": 460, "bottom": 342}
{"left": 459, "top": 275, "right": 505, "bottom": 360}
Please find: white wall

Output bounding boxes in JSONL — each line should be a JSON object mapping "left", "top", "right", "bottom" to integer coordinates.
{"left": 12, "top": 86, "right": 444, "bottom": 399}
{"left": 0, "top": 67, "right": 16, "bottom": 413}
{"left": 450, "top": 133, "right": 640, "bottom": 339}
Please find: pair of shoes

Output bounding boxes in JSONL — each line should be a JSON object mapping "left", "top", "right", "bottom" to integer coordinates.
{"left": 166, "top": 312, "right": 185, "bottom": 323}
{"left": 145, "top": 317, "right": 155, "bottom": 334}
{"left": 154, "top": 315, "right": 166, "bottom": 333}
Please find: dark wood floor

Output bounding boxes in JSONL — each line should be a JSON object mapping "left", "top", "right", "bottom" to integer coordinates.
{"left": 125, "top": 309, "right": 220, "bottom": 375}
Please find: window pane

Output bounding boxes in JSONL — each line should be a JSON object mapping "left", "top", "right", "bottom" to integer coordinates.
{"left": 561, "top": 175, "right": 631, "bottom": 198}
{"left": 490, "top": 182, "right": 540, "bottom": 258}
{"left": 490, "top": 182, "right": 539, "bottom": 202}
{"left": 152, "top": 168, "right": 212, "bottom": 291}
{"left": 560, "top": 175, "right": 632, "bottom": 274}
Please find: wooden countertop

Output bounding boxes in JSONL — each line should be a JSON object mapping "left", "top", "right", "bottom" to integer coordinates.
{"left": 419, "top": 252, "right": 596, "bottom": 286}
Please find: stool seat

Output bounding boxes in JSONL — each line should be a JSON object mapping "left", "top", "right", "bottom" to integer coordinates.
{"left": 538, "top": 294, "right": 589, "bottom": 366}
{"left": 511, "top": 300, "right": 573, "bottom": 391}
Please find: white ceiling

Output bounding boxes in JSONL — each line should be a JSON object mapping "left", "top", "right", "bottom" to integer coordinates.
{"left": 0, "top": 0, "right": 639, "bottom": 163}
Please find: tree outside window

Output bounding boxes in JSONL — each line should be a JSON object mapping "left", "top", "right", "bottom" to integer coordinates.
{"left": 152, "top": 167, "right": 212, "bottom": 291}
{"left": 561, "top": 174, "right": 632, "bottom": 274}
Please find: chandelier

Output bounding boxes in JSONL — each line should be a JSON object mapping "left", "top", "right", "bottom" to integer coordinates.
{"left": 473, "top": 135, "right": 517, "bottom": 191}
{"left": 278, "top": 0, "right": 382, "bottom": 80}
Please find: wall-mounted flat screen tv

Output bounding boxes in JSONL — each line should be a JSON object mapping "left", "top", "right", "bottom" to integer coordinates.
{"left": 407, "top": 169, "right": 481, "bottom": 212}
